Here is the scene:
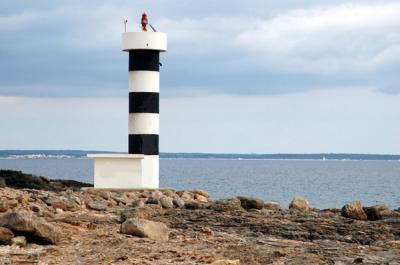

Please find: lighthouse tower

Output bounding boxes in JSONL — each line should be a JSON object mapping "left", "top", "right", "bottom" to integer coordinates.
{"left": 88, "top": 14, "right": 167, "bottom": 189}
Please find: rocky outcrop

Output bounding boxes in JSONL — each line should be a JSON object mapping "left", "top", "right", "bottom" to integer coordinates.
{"left": 120, "top": 217, "right": 170, "bottom": 241}
{"left": 0, "top": 170, "right": 92, "bottom": 191}
{"left": 0, "top": 183, "right": 398, "bottom": 264}
{"left": 341, "top": 201, "right": 368, "bottom": 221}
{"left": 289, "top": 197, "right": 311, "bottom": 212}
{"left": 0, "top": 211, "right": 61, "bottom": 244}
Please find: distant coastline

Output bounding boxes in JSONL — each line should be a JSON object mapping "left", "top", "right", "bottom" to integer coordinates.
{"left": 0, "top": 150, "right": 399, "bottom": 161}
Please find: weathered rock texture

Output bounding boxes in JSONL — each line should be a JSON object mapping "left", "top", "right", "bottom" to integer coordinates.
{"left": 120, "top": 217, "right": 170, "bottom": 241}
{"left": 342, "top": 201, "right": 368, "bottom": 221}
{"left": 0, "top": 185, "right": 398, "bottom": 264}
{"left": 289, "top": 197, "right": 311, "bottom": 212}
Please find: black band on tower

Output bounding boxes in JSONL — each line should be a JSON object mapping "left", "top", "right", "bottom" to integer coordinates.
{"left": 129, "top": 50, "right": 160, "bottom": 71}
{"left": 129, "top": 134, "right": 159, "bottom": 155}
{"left": 129, "top": 92, "right": 159, "bottom": 113}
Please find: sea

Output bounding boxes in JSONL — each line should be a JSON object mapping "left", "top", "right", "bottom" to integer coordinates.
{"left": 0, "top": 153, "right": 399, "bottom": 209}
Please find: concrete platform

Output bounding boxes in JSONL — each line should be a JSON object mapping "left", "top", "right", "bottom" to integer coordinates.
{"left": 87, "top": 154, "right": 159, "bottom": 189}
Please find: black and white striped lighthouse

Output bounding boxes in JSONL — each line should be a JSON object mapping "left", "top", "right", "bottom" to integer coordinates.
{"left": 121, "top": 15, "right": 167, "bottom": 187}
{"left": 88, "top": 15, "right": 166, "bottom": 189}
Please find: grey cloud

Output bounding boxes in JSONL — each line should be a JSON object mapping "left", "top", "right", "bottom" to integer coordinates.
{"left": 1, "top": 1, "right": 400, "bottom": 98}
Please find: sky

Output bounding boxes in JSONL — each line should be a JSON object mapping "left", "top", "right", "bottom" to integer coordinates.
{"left": 0, "top": 1, "right": 399, "bottom": 154}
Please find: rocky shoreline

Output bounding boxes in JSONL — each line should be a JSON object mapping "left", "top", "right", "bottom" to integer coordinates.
{"left": 0, "top": 171, "right": 399, "bottom": 264}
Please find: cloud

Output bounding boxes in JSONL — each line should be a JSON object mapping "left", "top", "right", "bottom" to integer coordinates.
{"left": 235, "top": 3, "right": 400, "bottom": 74}
{"left": 1, "top": 1, "right": 400, "bottom": 97}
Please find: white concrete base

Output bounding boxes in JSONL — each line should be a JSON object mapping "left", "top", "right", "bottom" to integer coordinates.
{"left": 87, "top": 154, "right": 159, "bottom": 189}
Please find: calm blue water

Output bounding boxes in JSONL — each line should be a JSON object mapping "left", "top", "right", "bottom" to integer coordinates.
{"left": 0, "top": 158, "right": 399, "bottom": 209}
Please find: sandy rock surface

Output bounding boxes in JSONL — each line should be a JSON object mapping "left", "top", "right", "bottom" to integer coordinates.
{"left": 0, "top": 187, "right": 399, "bottom": 264}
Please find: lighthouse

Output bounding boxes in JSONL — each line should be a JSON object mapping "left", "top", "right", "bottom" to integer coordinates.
{"left": 88, "top": 14, "right": 167, "bottom": 189}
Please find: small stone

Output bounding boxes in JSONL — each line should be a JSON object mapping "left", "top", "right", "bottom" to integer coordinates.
{"left": 353, "top": 257, "right": 363, "bottom": 264}
{"left": 0, "top": 227, "right": 14, "bottom": 244}
{"left": 237, "top": 196, "right": 264, "bottom": 210}
{"left": 341, "top": 201, "right": 368, "bottom": 221}
{"left": 150, "top": 191, "right": 164, "bottom": 200}
{"left": 200, "top": 227, "right": 214, "bottom": 237}
{"left": 17, "top": 194, "right": 30, "bottom": 204}
{"left": 44, "top": 196, "right": 78, "bottom": 211}
{"left": 162, "top": 189, "right": 176, "bottom": 197}
{"left": 55, "top": 208, "right": 64, "bottom": 214}
{"left": 173, "top": 198, "right": 185, "bottom": 208}
{"left": 120, "top": 217, "right": 170, "bottom": 241}
{"left": 111, "top": 193, "right": 129, "bottom": 205}
{"left": 195, "top": 194, "right": 208, "bottom": 203}
{"left": 120, "top": 206, "right": 155, "bottom": 222}
{"left": 263, "top": 201, "right": 281, "bottom": 210}
{"left": 130, "top": 199, "right": 145, "bottom": 208}
{"left": 160, "top": 196, "right": 174, "bottom": 209}
{"left": 147, "top": 204, "right": 162, "bottom": 210}
{"left": 87, "top": 201, "right": 107, "bottom": 211}
{"left": 29, "top": 203, "right": 41, "bottom": 212}
{"left": 7, "top": 200, "right": 18, "bottom": 209}
{"left": 11, "top": 236, "right": 27, "bottom": 247}
{"left": 363, "top": 204, "right": 390, "bottom": 221}
{"left": 146, "top": 197, "right": 160, "bottom": 205}
{"left": 0, "top": 199, "right": 8, "bottom": 212}
{"left": 289, "top": 197, "right": 311, "bottom": 212}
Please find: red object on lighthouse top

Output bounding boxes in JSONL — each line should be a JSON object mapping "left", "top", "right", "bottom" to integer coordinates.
{"left": 141, "top": 12, "right": 148, "bottom": 31}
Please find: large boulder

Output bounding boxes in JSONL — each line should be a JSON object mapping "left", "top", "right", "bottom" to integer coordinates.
{"left": 0, "top": 227, "right": 14, "bottom": 244}
{"left": 341, "top": 201, "right": 368, "bottom": 221}
{"left": 0, "top": 211, "right": 62, "bottom": 244}
{"left": 237, "top": 196, "right": 264, "bottom": 210}
{"left": 120, "top": 217, "right": 170, "bottom": 241}
{"left": 363, "top": 204, "right": 391, "bottom": 221}
{"left": 289, "top": 197, "right": 311, "bottom": 212}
